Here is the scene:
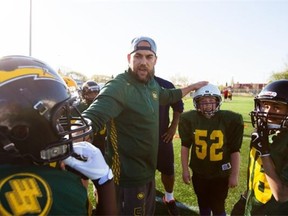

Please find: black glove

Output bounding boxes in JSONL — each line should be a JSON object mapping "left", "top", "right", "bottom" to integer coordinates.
{"left": 250, "top": 128, "right": 270, "bottom": 157}
{"left": 231, "top": 194, "right": 246, "bottom": 216}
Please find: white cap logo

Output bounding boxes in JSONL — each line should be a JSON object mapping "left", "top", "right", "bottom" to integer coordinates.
{"left": 259, "top": 90, "right": 277, "bottom": 97}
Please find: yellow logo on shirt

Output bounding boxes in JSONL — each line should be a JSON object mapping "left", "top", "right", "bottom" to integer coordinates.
{"left": 137, "top": 192, "right": 145, "bottom": 200}
{"left": 152, "top": 91, "right": 158, "bottom": 100}
{"left": 0, "top": 173, "right": 52, "bottom": 216}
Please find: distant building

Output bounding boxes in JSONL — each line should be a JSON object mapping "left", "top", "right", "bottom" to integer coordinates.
{"left": 233, "top": 83, "right": 266, "bottom": 90}
{"left": 231, "top": 83, "right": 267, "bottom": 95}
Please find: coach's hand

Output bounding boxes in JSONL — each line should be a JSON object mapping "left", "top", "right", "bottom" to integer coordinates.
{"left": 64, "top": 141, "right": 113, "bottom": 183}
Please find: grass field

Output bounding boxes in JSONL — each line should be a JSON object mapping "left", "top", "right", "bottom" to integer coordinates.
{"left": 155, "top": 95, "right": 255, "bottom": 215}
{"left": 88, "top": 95, "right": 255, "bottom": 215}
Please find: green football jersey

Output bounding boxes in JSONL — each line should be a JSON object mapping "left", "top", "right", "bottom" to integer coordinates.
{"left": 179, "top": 110, "right": 244, "bottom": 179}
{"left": 0, "top": 164, "right": 91, "bottom": 215}
{"left": 245, "top": 131, "right": 288, "bottom": 215}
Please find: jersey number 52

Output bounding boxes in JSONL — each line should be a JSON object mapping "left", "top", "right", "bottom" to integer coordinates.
{"left": 194, "top": 129, "right": 224, "bottom": 161}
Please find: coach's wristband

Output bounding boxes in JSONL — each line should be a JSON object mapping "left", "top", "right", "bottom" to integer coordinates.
{"left": 92, "top": 169, "right": 113, "bottom": 186}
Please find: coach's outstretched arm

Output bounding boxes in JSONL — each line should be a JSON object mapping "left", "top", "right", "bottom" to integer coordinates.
{"left": 180, "top": 81, "right": 209, "bottom": 97}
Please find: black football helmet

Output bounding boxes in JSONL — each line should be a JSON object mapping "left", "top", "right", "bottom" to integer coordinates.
{"left": 250, "top": 80, "right": 288, "bottom": 131}
{"left": 81, "top": 80, "right": 100, "bottom": 104}
{"left": 0, "top": 55, "right": 92, "bottom": 163}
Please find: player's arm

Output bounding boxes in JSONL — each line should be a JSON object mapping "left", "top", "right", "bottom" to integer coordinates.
{"left": 251, "top": 122, "right": 288, "bottom": 202}
{"left": 229, "top": 151, "right": 240, "bottom": 188}
{"left": 261, "top": 156, "right": 288, "bottom": 202}
{"left": 181, "top": 146, "right": 191, "bottom": 184}
{"left": 93, "top": 178, "right": 117, "bottom": 215}
{"left": 63, "top": 142, "right": 117, "bottom": 215}
{"left": 228, "top": 114, "right": 244, "bottom": 188}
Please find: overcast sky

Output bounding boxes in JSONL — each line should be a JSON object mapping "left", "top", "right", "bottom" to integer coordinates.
{"left": 1, "top": 0, "right": 288, "bottom": 85}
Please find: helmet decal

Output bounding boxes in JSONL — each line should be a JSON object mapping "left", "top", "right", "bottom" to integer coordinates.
{"left": 62, "top": 76, "right": 78, "bottom": 88}
{"left": 258, "top": 90, "right": 277, "bottom": 98}
{"left": 0, "top": 67, "right": 62, "bottom": 87}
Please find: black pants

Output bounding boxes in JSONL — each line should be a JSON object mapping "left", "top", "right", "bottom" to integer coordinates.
{"left": 192, "top": 173, "right": 228, "bottom": 215}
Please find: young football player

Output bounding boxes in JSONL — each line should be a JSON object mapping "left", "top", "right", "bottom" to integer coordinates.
{"left": 232, "top": 80, "right": 288, "bottom": 215}
{"left": 0, "top": 55, "right": 116, "bottom": 215}
{"left": 78, "top": 80, "right": 106, "bottom": 155}
{"left": 179, "top": 83, "right": 244, "bottom": 216}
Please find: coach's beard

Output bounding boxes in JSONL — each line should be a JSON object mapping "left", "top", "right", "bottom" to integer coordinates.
{"left": 129, "top": 67, "right": 155, "bottom": 84}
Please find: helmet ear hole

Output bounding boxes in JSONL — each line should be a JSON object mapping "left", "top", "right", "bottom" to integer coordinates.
{"left": 10, "top": 125, "right": 30, "bottom": 141}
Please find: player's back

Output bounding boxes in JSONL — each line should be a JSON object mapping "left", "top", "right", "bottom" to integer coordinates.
{"left": 0, "top": 164, "right": 90, "bottom": 215}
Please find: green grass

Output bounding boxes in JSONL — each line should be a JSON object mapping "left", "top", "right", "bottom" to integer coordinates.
{"left": 89, "top": 95, "right": 255, "bottom": 215}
